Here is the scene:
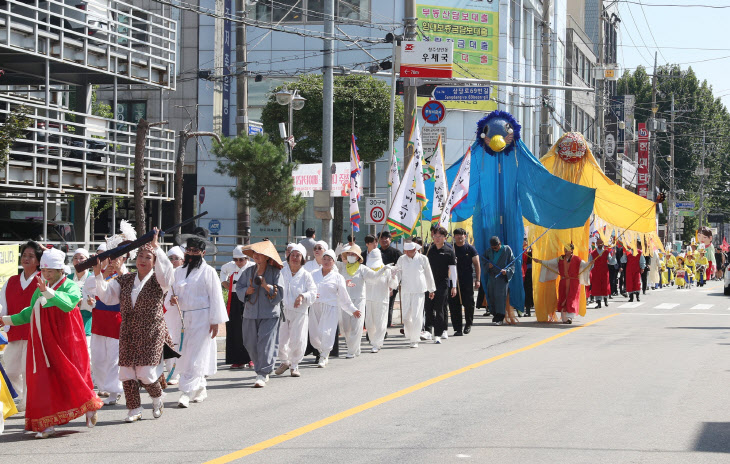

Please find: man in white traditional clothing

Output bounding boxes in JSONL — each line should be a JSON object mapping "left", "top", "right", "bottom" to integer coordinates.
{"left": 170, "top": 237, "right": 228, "bottom": 408}
{"left": 394, "top": 242, "right": 436, "bottom": 348}
{"left": 163, "top": 246, "right": 185, "bottom": 384}
{"left": 363, "top": 241, "right": 398, "bottom": 353}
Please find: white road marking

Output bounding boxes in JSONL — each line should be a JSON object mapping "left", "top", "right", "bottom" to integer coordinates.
{"left": 623, "top": 313, "right": 730, "bottom": 316}
{"left": 618, "top": 302, "right": 645, "bottom": 309}
{"left": 690, "top": 304, "right": 714, "bottom": 310}
{"left": 654, "top": 303, "right": 679, "bottom": 309}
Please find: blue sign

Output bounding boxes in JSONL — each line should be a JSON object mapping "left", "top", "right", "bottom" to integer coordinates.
{"left": 248, "top": 125, "right": 263, "bottom": 135}
{"left": 208, "top": 219, "right": 222, "bottom": 235}
{"left": 221, "top": 0, "right": 232, "bottom": 136}
{"left": 675, "top": 201, "right": 695, "bottom": 210}
{"left": 433, "top": 86, "right": 491, "bottom": 102}
{"left": 421, "top": 100, "right": 445, "bottom": 124}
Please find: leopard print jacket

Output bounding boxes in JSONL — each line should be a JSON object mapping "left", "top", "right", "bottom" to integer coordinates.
{"left": 117, "top": 272, "right": 174, "bottom": 367}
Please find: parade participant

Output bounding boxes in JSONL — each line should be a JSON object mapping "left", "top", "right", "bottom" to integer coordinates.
{"left": 0, "top": 240, "right": 42, "bottom": 412}
{"left": 698, "top": 227, "right": 716, "bottom": 281}
{"left": 696, "top": 245, "right": 709, "bottom": 287}
{"left": 675, "top": 256, "right": 688, "bottom": 289}
{"left": 1, "top": 247, "right": 102, "bottom": 438}
{"left": 309, "top": 250, "right": 360, "bottom": 367}
{"left": 665, "top": 251, "right": 677, "bottom": 285}
{"left": 299, "top": 228, "right": 317, "bottom": 261}
{"left": 534, "top": 243, "right": 593, "bottom": 324}
{"left": 236, "top": 240, "right": 284, "bottom": 388}
{"left": 221, "top": 246, "right": 254, "bottom": 369}
{"left": 164, "top": 246, "right": 185, "bottom": 384}
{"left": 423, "top": 227, "right": 457, "bottom": 343}
{"left": 171, "top": 237, "right": 228, "bottom": 408}
{"left": 69, "top": 248, "right": 94, "bottom": 346}
{"left": 521, "top": 238, "right": 533, "bottom": 317}
{"left": 685, "top": 252, "right": 696, "bottom": 287}
{"left": 649, "top": 248, "right": 662, "bottom": 290}
{"left": 284, "top": 243, "right": 296, "bottom": 263}
{"left": 484, "top": 236, "right": 517, "bottom": 325}
{"left": 394, "top": 242, "right": 435, "bottom": 348}
{"left": 660, "top": 257, "right": 668, "bottom": 288}
{"left": 363, "top": 240, "right": 397, "bottom": 352}
{"left": 623, "top": 241, "right": 645, "bottom": 302}
{"left": 88, "top": 233, "right": 132, "bottom": 407}
{"left": 304, "top": 240, "right": 330, "bottom": 273}
{"left": 276, "top": 244, "right": 317, "bottom": 377}
{"left": 93, "top": 229, "right": 175, "bottom": 422}
{"left": 336, "top": 244, "right": 392, "bottom": 357}
{"left": 608, "top": 240, "right": 619, "bottom": 297}
{"left": 448, "top": 228, "right": 480, "bottom": 335}
{"left": 616, "top": 241, "right": 628, "bottom": 297}
{"left": 589, "top": 238, "right": 613, "bottom": 309}
{"left": 642, "top": 247, "right": 651, "bottom": 295}
{"left": 378, "top": 231, "right": 402, "bottom": 328}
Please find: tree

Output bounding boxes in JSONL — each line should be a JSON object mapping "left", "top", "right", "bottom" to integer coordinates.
{"left": 0, "top": 105, "right": 32, "bottom": 166}
{"left": 261, "top": 73, "right": 404, "bottom": 244}
{"left": 212, "top": 133, "right": 305, "bottom": 228}
{"left": 617, "top": 65, "right": 730, "bottom": 243}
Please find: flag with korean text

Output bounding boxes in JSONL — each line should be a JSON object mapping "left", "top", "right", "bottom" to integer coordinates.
{"left": 388, "top": 150, "right": 400, "bottom": 206}
{"left": 429, "top": 134, "right": 447, "bottom": 224}
{"left": 387, "top": 147, "right": 426, "bottom": 235}
{"left": 349, "top": 134, "right": 361, "bottom": 232}
{"left": 438, "top": 147, "right": 472, "bottom": 230}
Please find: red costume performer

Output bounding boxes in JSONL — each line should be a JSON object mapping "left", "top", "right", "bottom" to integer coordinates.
{"left": 624, "top": 245, "right": 644, "bottom": 301}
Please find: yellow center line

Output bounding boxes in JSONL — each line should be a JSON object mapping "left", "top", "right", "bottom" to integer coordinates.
{"left": 205, "top": 313, "right": 620, "bottom": 463}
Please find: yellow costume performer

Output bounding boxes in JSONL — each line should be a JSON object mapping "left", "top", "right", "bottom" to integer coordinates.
{"left": 675, "top": 258, "right": 687, "bottom": 288}
{"left": 528, "top": 133, "right": 662, "bottom": 322}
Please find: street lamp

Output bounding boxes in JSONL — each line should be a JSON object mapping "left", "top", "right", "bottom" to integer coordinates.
{"left": 276, "top": 88, "right": 306, "bottom": 162}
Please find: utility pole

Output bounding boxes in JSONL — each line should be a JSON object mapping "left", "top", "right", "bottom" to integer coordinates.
{"left": 597, "top": 3, "right": 605, "bottom": 170}
{"left": 650, "top": 51, "right": 658, "bottom": 201}
{"left": 175, "top": 130, "right": 222, "bottom": 231}
{"left": 539, "top": 0, "right": 551, "bottom": 156}
{"left": 669, "top": 93, "right": 675, "bottom": 243}
{"left": 235, "top": 0, "right": 251, "bottom": 244}
{"left": 700, "top": 130, "right": 706, "bottom": 228}
{"left": 321, "top": 0, "right": 335, "bottom": 245}
{"left": 402, "top": 0, "right": 417, "bottom": 168}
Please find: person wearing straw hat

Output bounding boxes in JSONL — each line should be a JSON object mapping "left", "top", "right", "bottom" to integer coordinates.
{"left": 171, "top": 237, "right": 228, "bottom": 407}
{"left": 310, "top": 249, "right": 361, "bottom": 367}
{"left": 363, "top": 242, "right": 398, "bottom": 353}
{"left": 68, "top": 248, "right": 94, "bottom": 347}
{"left": 93, "top": 228, "right": 176, "bottom": 422}
{"left": 0, "top": 240, "right": 43, "bottom": 413}
{"left": 220, "top": 246, "right": 254, "bottom": 370}
{"left": 236, "top": 240, "right": 284, "bottom": 388}
{"left": 394, "top": 241, "right": 436, "bottom": 348}
{"left": 163, "top": 246, "right": 185, "bottom": 384}
{"left": 336, "top": 244, "right": 393, "bottom": 358}
{"left": 276, "top": 244, "right": 317, "bottom": 377}
{"left": 2, "top": 247, "right": 102, "bottom": 438}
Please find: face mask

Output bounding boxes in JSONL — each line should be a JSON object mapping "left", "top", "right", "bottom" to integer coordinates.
{"left": 347, "top": 255, "right": 358, "bottom": 264}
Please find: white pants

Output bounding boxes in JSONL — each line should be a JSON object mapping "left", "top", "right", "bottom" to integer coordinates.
{"left": 278, "top": 309, "right": 309, "bottom": 369}
{"left": 90, "top": 334, "right": 123, "bottom": 395}
{"left": 308, "top": 303, "right": 339, "bottom": 360}
{"left": 163, "top": 309, "right": 183, "bottom": 381}
{"left": 339, "top": 299, "right": 365, "bottom": 357}
{"left": 365, "top": 300, "right": 388, "bottom": 349}
{"left": 177, "top": 309, "right": 217, "bottom": 395}
{"left": 402, "top": 293, "right": 426, "bottom": 344}
{"left": 3, "top": 340, "right": 27, "bottom": 408}
{"left": 119, "top": 365, "right": 162, "bottom": 384}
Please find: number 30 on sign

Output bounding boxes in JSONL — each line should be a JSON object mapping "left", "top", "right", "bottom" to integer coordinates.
{"left": 366, "top": 198, "right": 387, "bottom": 225}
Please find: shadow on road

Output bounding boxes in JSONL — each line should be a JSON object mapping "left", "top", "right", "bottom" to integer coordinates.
{"left": 694, "top": 422, "right": 730, "bottom": 453}
{"left": 667, "top": 327, "right": 730, "bottom": 330}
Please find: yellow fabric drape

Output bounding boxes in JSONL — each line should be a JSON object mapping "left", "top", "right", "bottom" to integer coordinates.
{"left": 528, "top": 133, "right": 661, "bottom": 322}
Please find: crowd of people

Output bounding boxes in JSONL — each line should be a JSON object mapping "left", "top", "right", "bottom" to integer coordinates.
{"left": 0, "top": 222, "right": 726, "bottom": 438}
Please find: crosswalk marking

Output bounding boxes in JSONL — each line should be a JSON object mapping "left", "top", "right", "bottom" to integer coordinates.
{"left": 618, "top": 302, "right": 645, "bottom": 309}
{"left": 690, "top": 304, "right": 714, "bottom": 310}
{"left": 654, "top": 303, "right": 679, "bottom": 309}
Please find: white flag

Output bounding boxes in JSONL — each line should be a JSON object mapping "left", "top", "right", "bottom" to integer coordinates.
{"left": 412, "top": 118, "right": 427, "bottom": 206}
{"left": 349, "top": 134, "right": 361, "bottom": 232}
{"left": 438, "top": 147, "right": 472, "bottom": 230}
{"left": 429, "top": 134, "right": 447, "bottom": 224}
{"left": 387, "top": 146, "right": 426, "bottom": 236}
{"left": 388, "top": 150, "right": 400, "bottom": 205}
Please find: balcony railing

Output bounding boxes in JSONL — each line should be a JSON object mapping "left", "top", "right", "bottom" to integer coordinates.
{"left": 1, "top": 92, "right": 175, "bottom": 199}
{"left": 0, "top": 0, "right": 176, "bottom": 89}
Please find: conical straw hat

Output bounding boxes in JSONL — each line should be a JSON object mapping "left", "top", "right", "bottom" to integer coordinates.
{"left": 242, "top": 240, "right": 283, "bottom": 269}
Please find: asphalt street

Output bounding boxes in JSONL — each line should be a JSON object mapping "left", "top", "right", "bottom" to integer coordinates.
{"left": 3, "top": 283, "right": 730, "bottom": 464}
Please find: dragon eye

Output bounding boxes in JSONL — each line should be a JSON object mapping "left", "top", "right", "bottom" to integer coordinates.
{"left": 480, "top": 126, "right": 489, "bottom": 139}
{"left": 505, "top": 123, "right": 514, "bottom": 134}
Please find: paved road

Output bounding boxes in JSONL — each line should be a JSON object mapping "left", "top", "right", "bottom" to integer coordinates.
{"left": 3, "top": 283, "right": 730, "bottom": 464}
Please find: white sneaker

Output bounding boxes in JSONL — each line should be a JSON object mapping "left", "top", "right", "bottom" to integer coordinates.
{"left": 409, "top": 342, "right": 418, "bottom": 348}
{"left": 291, "top": 368, "right": 301, "bottom": 377}
{"left": 441, "top": 330, "right": 448, "bottom": 340}
{"left": 152, "top": 397, "right": 164, "bottom": 418}
{"left": 264, "top": 374, "right": 270, "bottom": 382}
{"left": 274, "top": 363, "right": 290, "bottom": 375}
{"left": 192, "top": 387, "right": 207, "bottom": 403}
{"left": 86, "top": 410, "right": 98, "bottom": 428}
{"left": 35, "top": 426, "right": 55, "bottom": 438}
{"left": 317, "top": 358, "right": 327, "bottom": 368}
{"left": 16, "top": 400, "right": 26, "bottom": 412}
{"left": 371, "top": 346, "right": 379, "bottom": 353}
{"left": 177, "top": 394, "right": 190, "bottom": 408}
{"left": 124, "top": 407, "right": 143, "bottom": 423}
{"left": 103, "top": 393, "right": 122, "bottom": 406}
{"left": 420, "top": 331, "right": 432, "bottom": 341}
{"left": 253, "top": 375, "right": 266, "bottom": 388}
{"left": 167, "top": 378, "right": 179, "bottom": 386}
{"left": 434, "top": 336, "right": 441, "bottom": 344}
{"left": 345, "top": 354, "right": 355, "bottom": 359}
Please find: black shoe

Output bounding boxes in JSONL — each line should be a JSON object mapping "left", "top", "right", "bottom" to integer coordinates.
{"left": 384, "top": 333, "right": 389, "bottom": 339}
{"left": 524, "top": 311, "right": 531, "bottom": 317}
{"left": 628, "top": 296, "right": 634, "bottom": 302}
{"left": 604, "top": 298, "right": 608, "bottom": 307}
{"left": 453, "top": 331, "right": 463, "bottom": 336}
{"left": 609, "top": 295, "right": 613, "bottom": 299}
{"left": 463, "top": 325, "right": 471, "bottom": 334}
{"left": 564, "top": 319, "right": 572, "bottom": 324}
{"left": 597, "top": 301, "right": 602, "bottom": 308}
{"left": 636, "top": 294, "right": 640, "bottom": 302}
{"left": 315, "top": 356, "right": 320, "bottom": 364}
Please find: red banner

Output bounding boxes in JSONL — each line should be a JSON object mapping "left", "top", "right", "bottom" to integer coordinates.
{"left": 637, "top": 122, "right": 649, "bottom": 198}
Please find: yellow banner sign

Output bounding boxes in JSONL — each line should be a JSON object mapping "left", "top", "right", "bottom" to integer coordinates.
{"left": 0, "top": 245, "right": 18, "bottom": 290}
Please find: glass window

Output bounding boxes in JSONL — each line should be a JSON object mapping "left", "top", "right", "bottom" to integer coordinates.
{"left": 339, "top": 0, "right": 370, "bottom": 21}
{"left": 273, "top": 0, "right": 303, "bottom": 23}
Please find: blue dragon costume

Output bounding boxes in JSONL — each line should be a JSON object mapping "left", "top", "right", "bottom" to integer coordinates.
{"left": 446, "top": 111, "right": 596, "bottom": 311}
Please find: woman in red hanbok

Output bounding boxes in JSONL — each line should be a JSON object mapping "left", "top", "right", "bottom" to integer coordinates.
{"left": 534, "top": 244, "right": 593, "bottom": 324}
{"left": 1, "top": 248, "right": 102, "bottom": 438}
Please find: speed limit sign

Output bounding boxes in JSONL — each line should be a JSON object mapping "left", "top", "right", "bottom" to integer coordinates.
{"left": 365, "top": 198, "right": 387, "bottom": 225}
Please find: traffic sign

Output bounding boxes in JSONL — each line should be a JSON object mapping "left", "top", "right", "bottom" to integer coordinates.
{"left": 675, "top": 201, "right": 695, "bottom": 210}
{"left": 433, "top": 86, "right": 491, "bottom": 102}
{"left": 421, "top": 100, "right": 446, "bottom": 125}
{"left": 198, "top": 187, "right": 206, "bottom": 205}
{"left": 208, "top": 219, "right": 221, "bottom": 235}
{"left": 365, "top": 198, "right": 387, "bottom": 225}
{"left": 678, "top": 210, "right": 695, "bottom": 217}
{"left": 400, "top": 41, "right": 453, "bottom": 78}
